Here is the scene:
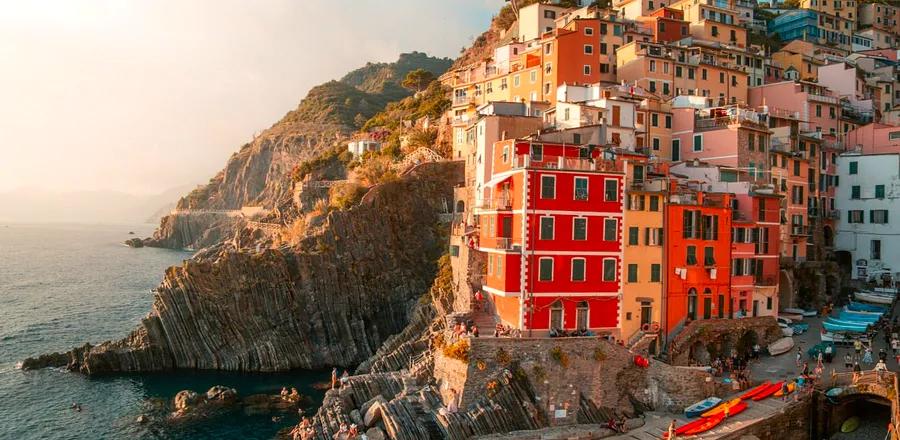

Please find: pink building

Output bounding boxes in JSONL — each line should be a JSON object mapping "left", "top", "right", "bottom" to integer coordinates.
{"left": 671, "top": 106, "right": 770, "bottom": 183}
{"left": 749, "top": 81, "right": 842, "bottom": 138}
{"left": 845, "top": 123, "right": 900, "bottom": 154}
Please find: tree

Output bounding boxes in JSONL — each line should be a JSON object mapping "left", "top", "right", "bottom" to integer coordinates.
{"left": 782, "top": 0, "right": 800, "bottom": 7}
{"left": 401, "top": 69, "right": 436, "bottom": 93}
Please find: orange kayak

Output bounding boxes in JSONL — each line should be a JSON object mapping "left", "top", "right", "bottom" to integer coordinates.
{"left": 683, "top": 413, "right": 726, "bottom": 435}
{"left": 702, "top": 398, "right": 742, "bottom": 417}
{"left": 752, "top": 381, "right": 785, "bottom": 401}
{"left": 774, "top": 382, "right": 796, "bottom": 397}
{"left": 740, "top": 381, "right": 771, "bottom": 400}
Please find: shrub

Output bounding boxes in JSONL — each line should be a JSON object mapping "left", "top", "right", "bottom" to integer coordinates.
{"left": 353, "top": 156, "right": 398, "bottom": 187}
{"left": 443, "top": 339, "right": 470, "bottom": 362}
{"left": 432, "top": 333, "right": 446, "bottom": 349}
{"left": 549, "top": 346, "right": 570, "bottom": 368}
{"left": 328, "top": 182, "right": 366, "bottom": 210}
{"left": 486, "top": 380, "right": 500, "bottom": 397}
{"left": 495, "top": 348, "right": 512, "bottom": 365}
{"left": 532, "top": 365, "right": 546, "bottom": 382}
{"left": 593, "top": 346, "right": 607, "bottom": 362}
{"left": 476, "top": 359, "right": 487, "bottom": 371}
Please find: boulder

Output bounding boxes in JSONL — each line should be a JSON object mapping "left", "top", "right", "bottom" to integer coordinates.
{"left": 365, "top": 427, "right": 386, "bottom": 440}
{"left": 124, "top": 238, "right": 144, "bottom": 248}
{"left": 206, "top": 385, "right": 238, "bottom": 403}
{"left": 173, "top": 390, "right": 201, "bottom": 412}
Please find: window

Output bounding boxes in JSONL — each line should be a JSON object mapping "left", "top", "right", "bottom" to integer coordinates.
{"left": 605, "top": 179, "right": 618, "bottom": 201}
{"left": 872, "top": 240, "right": 882, "bottom": 260}
{"left": 665, "top": 115, "right": 672, "bottom": 128}
{"left": 693, "top": 134, "right": 703, "bottom": 151}
{"left": 604, "top": 218, "right": 617, "bottom": 241}
{"left": 646, "top": 227, "right": 663, "bottom": 245}
{"left": 513, "top": 75, "right": 520, "bottom": 87}
{"left": 627, "top": 264, "right": 638, "bottom": 283}
{"left": 572, "top": 258, "right": 586, "bottom": 281}
{"left": 704, "top": 247, "right": 715, "bottom": 266}
{"left": 628, "top": 227, "right": 639, "bottom": 245}
{"left": 653, "top": 137, "right": 660, "bottom": 150}
{"left": 573, "top": 133, "right": 581, "bottom": 145}
{"left": 541, "top": 175, "right": 555, "bottom": 199}
{"left": 629, "top": 194, "right": 645, "bottom": 210}
{"left": 574, "top": 177, "right": 589, "bottom": 201}
{"left": 849, "top": 161, "right": 858, "bottom": 174}
{"left": 672, "top": 139, "right": 680, "bottom": 161}
{"left": 585, "top": 27, "right": 594, "bottom": 36}
{"left": 600, "top": 23, "right": 607, "bottom": 34}
{"left": 544, "top": 9, "right": 556, "bottom": 19}
{"left": 583, "top": 64, "right": 592, "bottom": 75}
{"left": 573, "top": 217, "right": 587, "bottom": 240}
{"left": 687, "top": 288, "right": 698, "bottom": 320}
{"left": 531, "top": 144, "right": 543, "bottom": 161}
{"left": 876, "top": 184, "right": 885, "bottom": 199}
{"left": 686, "top": 245, "right": 698, "bottom": 265}
{"left": 600, "top": 43, "right": 607, "bottom": 54}
{"left": 539, "top": 258, "right": 554, "bottom": 281}
{"left": 530, "top": 70, "right": 537, "bottom": 83}
{"left": 702, "top": 69, "right": 707, "bottom": 80}
{"left": 649, "top": 196, "right": 659, "bottom": 211}
{"left": 848, "top": 210, "right": 864, "bottom": 223}
{"left": 602, "top": 258, "right": 616, "bottom": 281}
{"left": 651, "top": 264, "right": 661, "bottom": 282}
{"left": 719, "top": 72, "right": 725, "bottom": 84}
{"left": 538, "top": 216, "right": 555, "bottom": 240}
{"left": 871, "top": 210, "right": 889, "bottom": 224}
{"left": 851, "top": 185, "right": 860, "bottom": 199}
{"left": 584, "top": 44, "right": 593, "bottom": 55}
{"left": 676, "top": 66, "right": 683, "bottom": 77}
{"left": 651, "top": 113, "right": 659, "bottom": 127}
{"left": 544, "top": 43, "right": 552, "bottom": 55}
{"left": 793, "top": 160, "right": 800, "bottom": 176}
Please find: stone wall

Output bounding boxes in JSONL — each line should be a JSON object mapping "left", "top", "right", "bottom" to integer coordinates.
{"left": 668, "top": 316, "right": 782, "bottom": 366}
{"left": 433, "top": 336, "right": 723, "bottom": 428}
{"left": 719, "top": 399, "right": 811, "bottom": 440}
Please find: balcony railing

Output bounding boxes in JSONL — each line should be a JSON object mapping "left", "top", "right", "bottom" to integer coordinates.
{"left": 513, "top": 154, "right": 618, "bottom": 173}
{"left": 478, "top": 194, "right": 513, "bottom": 210}
{"left": 826, "top": 209, "right": 840, "bottom": 220}
{"left": 807, "top": 93, "right": 839, "bottom": 105}
{"left": 791, "top": 225, "right": 810, "bottom": 236}
{"left": 494, "top": 237, "right": 515, "bottom": 250}
{"left": 453, "top": 96, "right": 476, "bottom": 106}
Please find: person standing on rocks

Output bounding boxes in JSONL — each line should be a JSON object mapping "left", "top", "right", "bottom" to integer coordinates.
{"left": 331, "top": 367, "right": 338, "bottom": 389}
{"left": 667, "top": 419, "right": 677, "bottom": 439}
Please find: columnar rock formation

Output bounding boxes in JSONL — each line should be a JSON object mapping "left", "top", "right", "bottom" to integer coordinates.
{"left": 23, "top": 162, "right": 463, "bottom": 374}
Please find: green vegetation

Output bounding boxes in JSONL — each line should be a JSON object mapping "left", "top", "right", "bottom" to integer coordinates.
{"left": 359, "top": 81, "right": 451, "bottom": 156}
{"left": 277, "top": 52, "right": 452, "bottom": 131}
{"left": 328, "top": 182, "right": 367, "bottom": 210}
{"left": 290, "top": 146, "right": 353, "bottom": 183}
{"left": 443, "top": 339, "right": 471, "bottom": 362}
{"left": 549, "top": 346, "right": 570, "bottom": 368}
{"left": 401, "top": 69, "right": 436, "bottom": 93}
{"left": 353, "top": 156, "right": 398, "bottom": 187}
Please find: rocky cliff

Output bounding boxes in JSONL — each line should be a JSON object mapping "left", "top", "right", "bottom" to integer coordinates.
{"left": 23, "top": 162, "right": 463, "bottom": 374}
{"left": 144, "top": 52, "right": 452, "bottom": 250}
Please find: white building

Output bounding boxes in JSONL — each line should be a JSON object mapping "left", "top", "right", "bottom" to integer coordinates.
{"left": 835, "top": 153, "right": 900, "bottom": 282}
{"left": 347, "top": 140, "right": 381, "bottom": 157}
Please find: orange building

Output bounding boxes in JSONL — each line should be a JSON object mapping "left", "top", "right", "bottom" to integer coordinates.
{"left": 636, "top": 8, "right": 690, "bottom": 43}
{"left": 664, "top": 189, "right": 733, "bottom": 338}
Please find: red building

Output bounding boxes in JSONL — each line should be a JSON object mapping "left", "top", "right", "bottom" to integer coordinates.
{"left": 664, "top": 189, "right": 733, "bottom": 338}
{"left": 730, "top": 192, "right": 782, "bottom": 317}
{"left": 637, "top": 8, "right": 690, "bottom": 43}
{"left": 478, "top": 140, "right": 625, "bottom": 336}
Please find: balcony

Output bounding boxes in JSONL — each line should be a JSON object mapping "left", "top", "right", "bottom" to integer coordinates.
{"left": 494, "top": 237, "right": 515, "bottom": 251}
{"left": 841, "top": 104, "right": 874, "bottom": 124}
{"left": 453, "top": 96, "right": 476, "bottom": 106}
{"left": 479, "top": 194, "right": 513, "bottom": 211}
{"left": 791, "top": 225, "right": 810, "bottom": 236}
{"left": 826, "top": 209, "right": 840, "bottom": 220}
{"left": 807, "top": 93, "right": 839, "bottom": 105}
{"left": 512, "top": 154, "right": 618, "bottom": 173}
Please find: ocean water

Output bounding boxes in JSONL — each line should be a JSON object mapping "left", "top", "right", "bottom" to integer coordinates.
{"left": 0, "top": 223, "right": 326, "bottom": 439}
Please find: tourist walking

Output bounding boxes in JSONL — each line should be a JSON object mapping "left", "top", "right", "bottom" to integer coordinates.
{"left": 844, "top": 353, "right": 853, "bottom": 369}
{"left": 824, "top": 344, "right": 834, "bottom": 363}
{"left": 796, "top": 348, "right": 803, "bottom": 367}
{"left": 875, "top": 359, "right": 888, "bottom": 381}
{"left": 891, "top": 337, "right": 899, "bottom": 356}
{"left": 863, "top": 345, "right": 874, "bottom": 365}
{"left": 667, "top": 419, "right": 677, "bottom": 440}
{"left": 854, "top": 339, "right": 863, "bottom": 357}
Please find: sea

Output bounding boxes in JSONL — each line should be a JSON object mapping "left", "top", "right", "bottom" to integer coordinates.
{"left": 0, "top": 223, "right": 326, "bottom": 440}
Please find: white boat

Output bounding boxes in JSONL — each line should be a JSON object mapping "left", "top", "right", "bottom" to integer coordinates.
{"left": 822, "top": 331, "right": 870, "bottom": 345}
{"left": 855, "top": 291, "right": 894, "bottom": 305}
{"left": 768, "top": 337, "right": 795, "bottom": 356}
{"left": 783, "top": 307, "right": 818, "bottom": 317}
{"left": 779, "top": 312, "right": 804, "bottom": 321}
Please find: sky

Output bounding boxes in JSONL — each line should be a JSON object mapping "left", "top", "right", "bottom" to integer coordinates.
{"left": 0, "top": 0, "right": 503, "bottom": 195}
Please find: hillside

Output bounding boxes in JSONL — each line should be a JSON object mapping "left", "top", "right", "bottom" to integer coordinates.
{"left": 145, "top": 52, "right": 452, "bottom": 249}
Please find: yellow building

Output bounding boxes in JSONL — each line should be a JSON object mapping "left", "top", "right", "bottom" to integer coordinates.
{"left": 621, "top": 158, "right": 666, "bottom": 351}
{"left": 800, "top": 0, "right": 858, "bottom": 29}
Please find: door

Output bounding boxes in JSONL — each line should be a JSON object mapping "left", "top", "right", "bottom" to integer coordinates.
{"left": 640, "top": 301, "right": 652, "bottom": 327}
{"left": 501, "top": 217, "right": 513, "bottom": 238}
{"left": 550, "top": 301, "right": 564, "bottom": 330}
{"left": 703, "top": 297, "right": 712, "bottom": 319}
{"left": 576, "top": 301, "right": 589, "bottom": 330}
{"left": 718, "top": 294, "right": 725, "bottom": 318}
{"left": 752, "top": 300, "right": 759, "bottom": 317}
{"left": 612, "top": 105, "right": 621, "bottom": 126}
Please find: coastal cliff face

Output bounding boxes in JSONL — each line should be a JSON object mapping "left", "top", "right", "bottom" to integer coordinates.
{"left": 24, "top": 162, "right": 463, "bottom": 374}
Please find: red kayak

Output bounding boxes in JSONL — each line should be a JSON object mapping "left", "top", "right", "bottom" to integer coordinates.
{"left": 740, "top": 381, "right": 771, "bottom": 400}
{"left": 661, "top": 418, "right": 707, "bottom": 439}
{"left": 683, "top": 413, "right": 726, "bottom": 435}
{"left": 751, "top": 381, "right": 784, "bottom": 401}
{"left": 726, "top": 401, "right": 748, "bottom": 417}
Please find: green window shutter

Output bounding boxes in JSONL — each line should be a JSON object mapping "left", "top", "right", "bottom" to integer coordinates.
{"left": 627, "top": 264, "right": 638, "bottom": 282}
{"left": 876, "top": 185, "right": 885, "bottom": 199}
{"left": 651, "top": 264, "right": 661, "bottom": 282}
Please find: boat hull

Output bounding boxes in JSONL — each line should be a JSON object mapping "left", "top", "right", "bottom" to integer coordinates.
{"left": 752, "top": 381, "right": 785, "bottom": 401}
{"left": 855, "top": 292, "right": 893, "bottom": 305}
{"left": 683, "top": 413, "right": 726, "bottom": 436}
{"left": 684, "top": 397, "right": 723, "bottom": 418}
{"left": 768, "top": 337, "right": 795, "bottom": 355}
{"left": 848, "top": 301, "right": 887, "bottom": 313}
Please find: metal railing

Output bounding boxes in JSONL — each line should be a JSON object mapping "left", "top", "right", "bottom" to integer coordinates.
{"left": 493, "top": 237, "right": 515, "bottom": 250}
{"left": 478, "top": 194, "right": 513, "bottom": 210}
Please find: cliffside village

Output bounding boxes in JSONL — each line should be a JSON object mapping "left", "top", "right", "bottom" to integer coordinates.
{"left": 397, "top": 0, "right": 900, "bottom": 349}
{"left": 300, "top": 1, "right": 900, "bottom": 439}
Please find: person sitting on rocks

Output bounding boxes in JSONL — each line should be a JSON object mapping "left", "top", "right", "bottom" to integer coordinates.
{"left": 281, "top": 387, "right": 289, "bottom": 399}
{"left": 340, "top": 371, "right": 350, "bottom": 387}
{"left": 289, "top": 388, "right": 300, "bottom": 401}
{"left": 616, "top": 418, "right": 627, "bottom": 432}
{"left": 471, "top": 324, "right": 479, "bottom": 338}
{"left": 606, "top": 418, "right": 620, "bottom": 433}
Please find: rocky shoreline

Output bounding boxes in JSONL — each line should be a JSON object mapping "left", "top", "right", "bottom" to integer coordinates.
{"left": 22, "top": 162, "right": 463, "bottom": 375}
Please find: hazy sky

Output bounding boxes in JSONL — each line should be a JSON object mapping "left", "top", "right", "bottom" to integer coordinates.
{"left": 0, "top": 0, "right": 503, "bottom": 194}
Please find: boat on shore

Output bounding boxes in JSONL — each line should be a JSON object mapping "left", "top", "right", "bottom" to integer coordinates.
{"left": 683, "top": 412, "right": 727, "bottom": 435}
{"left": 684, "top": 397, "right": 722, "bottom": 418}
{"left": 821, "top": 331, "right": 868, "bottom": 344}
{"left": 855, "top": 291, "right": 894, "bottom": 305}
{"left": 823, "top": 320, "right": 868, "bottom": 333}
{"left": 740, "top": 381, "right": 772, "bottom": 400}
{"left": 782, "top": 307, "right": 816, "bottom": 317}
{"left": 848, "top": 301, "right": 888, "bottom": 313}
{"left": 779, "top": 312, "right": 804, "bottom": 321}
{"left": 701, "top": 398, "right": 741, "bottom": 417}
{"left": 841, "top": 306, "right": 883, "bottom": 317}
{"left": 752, "top": 381, "right": 785, "bottom": 401}
{"left": 768, "top": 337, "right": 795, "bottom": 355}
{"left": 837, "top": 311, "right": 880, "bottom": 323}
